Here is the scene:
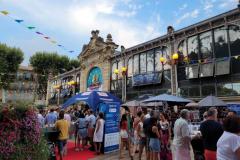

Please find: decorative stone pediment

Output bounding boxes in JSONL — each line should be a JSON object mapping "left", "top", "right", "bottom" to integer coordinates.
{"left": 79, "top": 30, "right": 118, "bottom": 69}
{"left": 79, "top": 30, "right": 118, "bottom": 92}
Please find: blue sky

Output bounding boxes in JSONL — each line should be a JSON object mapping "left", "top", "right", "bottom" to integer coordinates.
{"left": 0, "top": 0, "right": 238, "bottom": 65}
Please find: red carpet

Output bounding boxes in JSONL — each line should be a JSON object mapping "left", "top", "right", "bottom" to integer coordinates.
{"left": 56, "top": 141, "right": 96, "bottom": 160}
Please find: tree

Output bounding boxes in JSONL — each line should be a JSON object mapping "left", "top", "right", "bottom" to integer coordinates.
{"left": 30, "top": 52, "right": 80, "bottom": 100}
{"left": 0, "top": 43, "right": 24, "bottom": 102}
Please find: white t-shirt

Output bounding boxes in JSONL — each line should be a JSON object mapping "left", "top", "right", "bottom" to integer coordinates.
{"left": 217, "top": 131, "right": 240, "bottom": 160}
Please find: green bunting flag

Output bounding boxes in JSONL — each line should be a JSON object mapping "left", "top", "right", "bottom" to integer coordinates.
{"left": 27, "top": 26, "right": 35, "bottom": 29}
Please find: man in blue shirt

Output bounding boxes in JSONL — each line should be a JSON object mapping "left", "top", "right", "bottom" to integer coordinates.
{"left": 45, "top": 108, "right": 57, "bottom": 126}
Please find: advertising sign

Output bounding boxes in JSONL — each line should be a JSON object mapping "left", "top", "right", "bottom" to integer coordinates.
{"left": 101, "top": 102, "right": 120, "bottom": 153}
{"left": 87, "top": 67, "right": 103, "bottom": 91}
{"left": 132, "top": 72, "right": 162, "bottom": 86}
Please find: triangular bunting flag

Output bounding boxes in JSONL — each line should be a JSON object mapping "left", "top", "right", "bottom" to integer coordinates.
{"left": 27, "top": 26, "right": 35, "bottom": 29}
{"left": 15, "top": 19, "right": 24, "bottom": 23}
{"left": 0, "top": 11, "right": 9, "bottom": 15}
{"left": 58, "top": 44, "right": 62, "bottom": 47}
{"left": 44, "top": 37, "right": 50, "bottom": 39}
{"left": 51, "top": 40, "right": 56, "bottom": 44}
{"left": 69, "top": 50, "right": 74, "bottom": 53}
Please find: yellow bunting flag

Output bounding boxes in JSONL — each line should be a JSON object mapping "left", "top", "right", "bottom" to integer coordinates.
{"left": 51, "top": 40, "right": 56, "bottom": 44}
{"left": 0, "top": 10, "right": 9, "bottom": 15}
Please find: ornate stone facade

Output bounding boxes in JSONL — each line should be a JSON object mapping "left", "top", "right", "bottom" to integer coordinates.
{"left": 79, "top": 30, "right": 118, "bottom": 92}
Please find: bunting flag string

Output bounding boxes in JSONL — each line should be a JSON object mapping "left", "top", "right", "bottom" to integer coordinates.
{"left": 15, "top": 19, "right": 24, "bottom": 23}
{"left": 0, "top": 10, "right": 77, "bottom": 54}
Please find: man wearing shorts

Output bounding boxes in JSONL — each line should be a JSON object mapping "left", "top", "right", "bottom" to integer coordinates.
{"left": 55, "top": 110, "right": 69, "bottom": 160}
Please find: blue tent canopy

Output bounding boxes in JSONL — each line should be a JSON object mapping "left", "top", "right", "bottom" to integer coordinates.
{"left": 61, "top": 91, "right": 122, "bottom": 111}
{"left": 142, "top": 93, "right": 192, "bottom": 103}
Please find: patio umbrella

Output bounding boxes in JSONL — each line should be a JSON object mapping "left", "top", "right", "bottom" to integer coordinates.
{"left": 142, "top": 93, "right": 192, "bottom": 103}
{"left": 61, "top": 91, "right": 121, "bottom": 111}
{"left": 186, "top": 102, "right": 199, "bottom": 107}
{"left": 198, "top": 95, "right": 226, "bottom": 107}
{"left": 121, "top": 100, "right": 141, "bottom": 107}
{"left": 141, "top": 102, "right": 163, "bottom": 107}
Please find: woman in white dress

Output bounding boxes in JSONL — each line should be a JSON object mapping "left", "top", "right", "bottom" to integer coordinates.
{"left": 93, "top": 112, "right": 105, "bottom": 154}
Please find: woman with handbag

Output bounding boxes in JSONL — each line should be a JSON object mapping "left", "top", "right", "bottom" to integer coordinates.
{"left": 119, "top": 114, "right": 132, "bottom": 159}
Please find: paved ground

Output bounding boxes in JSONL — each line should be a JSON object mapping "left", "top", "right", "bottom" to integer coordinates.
{"left": 89, "top": 150, "right": 146, "bottom": 160}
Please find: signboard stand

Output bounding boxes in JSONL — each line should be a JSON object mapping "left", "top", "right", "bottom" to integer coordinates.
{"left": 98, "top": 102, "right": 120, "bottom": 154}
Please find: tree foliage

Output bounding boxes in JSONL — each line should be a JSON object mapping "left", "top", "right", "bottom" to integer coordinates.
{"left": 29, "top": 52, "right": 80, "bottom": 99}
{"left": 0, "top": 43, "right": 24, "bottom": 89}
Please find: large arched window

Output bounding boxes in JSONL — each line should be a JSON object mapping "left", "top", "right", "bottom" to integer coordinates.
{"left": 155, "top": 48, "right": 163, "bottom": 71}
{"left": 133, "top": 54, "right": 139, "bottom": 74}
{"left": 111, "top": 62, "right": 117, "bottom": 80}
{"left": 178, "top": 40, "right": 187, "bottom": 66}
{"left": 199, "top": 31, "right": 213, "bottom": 59}
{"left": 127, "top": 57, "right": 133, "bottom": 77}
{"left": 117, "top": 61, "right": 123, "bottom": 78}
{"left": 147, "top": 50, "right": 154, "bottom": 72}
{"left": 140, "top": 52, "right": 147, "bottom": 73}
{"left": 229, "top": 25, "right": 240, "bottom": 56}
{"left": 214, "top": 27, "right": 229, "bottom": 58}
{"left": 187, "top": 35, "right": 199, "bottom": 61}
{"left": 162, "top": 46, "right": 171, "bottom": 70}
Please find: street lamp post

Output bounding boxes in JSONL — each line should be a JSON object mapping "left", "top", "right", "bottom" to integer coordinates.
{"left": 121, "top": 66, "right": 127, "bottom": 102}
{"left": 171, "top": 52, "right": 179, "bottom": 95}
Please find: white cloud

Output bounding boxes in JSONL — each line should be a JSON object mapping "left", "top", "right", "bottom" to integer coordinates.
{"left": 179, "top": 4, "right": 188, "bottom": 10}
{"left": 219, "top": 0, "right": 238, "bottom": 9}
{"left": 0, "top": 0, "right": 163, "bottom": 55}
{"left": 176, "top": 9, "right": 199, "bottom": 24}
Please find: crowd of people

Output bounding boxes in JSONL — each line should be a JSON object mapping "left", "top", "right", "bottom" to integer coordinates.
{"left": 119, "top": 107, "right": 240, "bottom": 160}
{"left": 36, "top": 104, "right": 240, "bottom": 160}
{"left": 36, "top": 105, "right": 105, "bottom": 160}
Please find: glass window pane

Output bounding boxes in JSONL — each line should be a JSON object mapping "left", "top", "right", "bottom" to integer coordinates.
{"left": 200, "top": 63, "right": 214, "bottom": 77}
{"left": 133, "top": 54, "right": 139, "bottom": 74}
{"left": 178, "top": 40, "right": 187, "bottom": 66}
{"left": 232, "top": 83, "right": 240, "bottom": 95}
{"left": 189, "top": 86, "right": 200, "bottom": 97}
{"left": 202, "top": 85, "right": 215, "bottom": 96}
{"left": 118, "top": 61, "right": 123, "bottom": 78}
{"left": 178, "top": 88, "right": 188, "bottom": 97}
{"left": 188, "top": 35, "right": 199, "bottom": 61}
{"left": 147, "top": 50, "right": 154, "bottom": 72}
{"left": 127, "top": 57, "right": 133, "bottom": 77}
{"left": 111, "top": 62, "right": 117, "bottom": 80}
{"left": 186, "top": 64, "right": 199, "bottom": 79}
{"left": 231, "top": 57, "right": 240, "bottom": 74}
{"left": 164, "top": 69, "right": 171, "bottom": 84}
{"left": 155, "top": 48, "right": 162, "bottom": 71}
{"left": 177, "top": 67, "right": 186, "bottom": 81}
{"left": 140, "top": 53, "right": 146, "bottom": 73}
{"left": 229, "top": 25, "right": 240, "bottom": 56}
{"left": 215, "top": 58, "right": 230, "bottom": 76}
{"left": 162, "top": 47, "right": 171, "bottom": 70}
{"left": 199, "top": 31, "right": 213, "bottom": 59}
{"left": 217, "top": 83, "right": 233, "bottom": 96}
{"left": 214, "top": 27, "right": 229, "bottom": 58}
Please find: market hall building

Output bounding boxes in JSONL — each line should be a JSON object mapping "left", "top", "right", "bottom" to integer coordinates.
{"left": 48, "top": 8, "right": 240, "bottom": 105}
